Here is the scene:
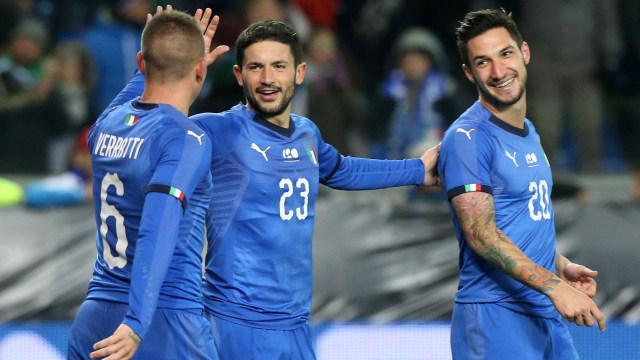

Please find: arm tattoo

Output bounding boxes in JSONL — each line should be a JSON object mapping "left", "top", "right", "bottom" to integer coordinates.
{"left": 521, "top": 266, "right": 561, "bottom": 293}
{"left": 452, "top": 192, "right": 560, "bottom": 293}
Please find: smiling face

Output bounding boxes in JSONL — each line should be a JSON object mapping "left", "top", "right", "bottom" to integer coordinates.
{"left": 233, "top": 40, "right": 306, "bottom": 125}
{"left": 463, "top": 27, "right": 530, "bottom": 111}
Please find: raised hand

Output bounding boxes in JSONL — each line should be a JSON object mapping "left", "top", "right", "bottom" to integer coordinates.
{"left": 193, "top": 8, "right": 230, "bottom": 66}
{"left": 146, "top": 4, "right": 173, "bottom": 23}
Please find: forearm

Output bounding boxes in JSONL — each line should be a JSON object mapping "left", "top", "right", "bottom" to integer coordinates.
{"left": 324, "top": 157, "right": 424, "bottom": 189}
{"left": 453, "top": 192, "right": 561, "bottom": 294}
{"left": 555, "top": 253, "right": 571, "bottom": 275}
{"left": 124, "top": 192, "right": 182, "bottom": 338}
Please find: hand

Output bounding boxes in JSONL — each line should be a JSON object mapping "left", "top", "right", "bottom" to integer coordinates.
{"left": 419, "top": 143, "right": 441, "bottom": 187}
{"left": 90, "top": 324, "right": 141, "bottom": 360}
{"left": 146, "top": 5, "right": 173, "bottom": 23}
{"left": 548, "top": 281, "right": 606, "bottom": 331}
{"left": 558, "top": 262, "right": 598, "bottom": 298}
{"left": 193, "top": 8, "right": 230, "bottom": 66}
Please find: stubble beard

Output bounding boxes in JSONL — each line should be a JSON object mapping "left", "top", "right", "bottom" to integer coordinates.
{"left": 477, "top": 79, "right": 525, "bottom": 110}
{"left": 244, "top": 85, "right": 295, "bottom": 118}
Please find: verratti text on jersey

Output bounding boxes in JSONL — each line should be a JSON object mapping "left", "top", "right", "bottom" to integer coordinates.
{"left": 93, "top": 132, "right": 145, "bottom": 159}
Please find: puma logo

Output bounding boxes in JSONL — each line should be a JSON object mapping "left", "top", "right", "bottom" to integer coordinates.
{"left": 456, "top": 128, "right": 476, "bottom": 140}
{"left": 505, "top": 150, "right": 518, "bottom": 167}
{"left": 187, "top": 130, "right": 205, "bottom": 145}
{"left": 251, "top": 143, "right": 271, "bottom": 161}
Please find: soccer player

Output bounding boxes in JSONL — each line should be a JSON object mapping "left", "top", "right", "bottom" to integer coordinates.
{"left": 437, "top": 9, "right": 606, "bottom": 359}
{"left": 192, "top": 20, "right": 440, "bottom": 359}
{"left": 67, "top": 8, "right": 228, "bottom": 360}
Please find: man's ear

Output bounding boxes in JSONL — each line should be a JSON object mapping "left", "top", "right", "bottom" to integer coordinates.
{"left": 196, "top": 57, "right": 206, "bottom": 83}
{"left": 233, "top": 64, "right": 243, "bottom": 86}
{"left": 462, "top": 64, "right": 475, "bottom": 83}
{"left": 295, "top": 62, "right": 306, "bottom": 85}
{"left": 522, "top": 41, "right": 531, "bottom": 65}
{"left": 136, "top": 51, "right": 145, "bottom": 74}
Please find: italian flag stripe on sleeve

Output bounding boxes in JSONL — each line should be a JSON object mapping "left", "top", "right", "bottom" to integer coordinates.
{"left": 169, "top": 187, "right": 185, "bottom": 201}
{"left": 146, "top": 184, "right": 188, "bottom": 211}
{"left": 446, "top": 183, "right": 492, "bottom": 200}
{"left": 464, "top": 184, "right": 482, "bottom": 192}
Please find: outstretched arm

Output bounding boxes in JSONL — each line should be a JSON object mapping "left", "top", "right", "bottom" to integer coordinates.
{"left": 452, "top": 191, "right": 606, "bottom": 331}
{"left": 556, "top": 253, "right": 598, "bottom": 298}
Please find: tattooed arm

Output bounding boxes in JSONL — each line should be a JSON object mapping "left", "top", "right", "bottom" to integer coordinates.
{"left": 451, "top": 191, "right": 606, "bottom": 331}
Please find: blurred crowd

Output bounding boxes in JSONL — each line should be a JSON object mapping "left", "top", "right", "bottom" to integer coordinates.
{"left": 1, "top": 0, "right": 639, "bottom": 202}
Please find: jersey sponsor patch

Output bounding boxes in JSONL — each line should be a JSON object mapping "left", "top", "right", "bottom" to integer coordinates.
{"left": 147, "top": 184, "right": 187, "bottom": 210}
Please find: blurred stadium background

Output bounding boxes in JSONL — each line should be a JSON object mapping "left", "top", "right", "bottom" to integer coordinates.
{"left": 2, "top": 0, "right": 640, "bottom": 359}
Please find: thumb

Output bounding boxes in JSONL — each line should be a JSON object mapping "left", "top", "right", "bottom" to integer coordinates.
{"left": 579, "top": 265, "right": 598, "bottom": 278}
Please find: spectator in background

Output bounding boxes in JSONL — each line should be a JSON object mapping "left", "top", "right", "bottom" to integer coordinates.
{"left": 46, "top": 41, "right": 95, "bottom": 174}
{"left": 81, "top": 0, "right": 151, "bottom": 116}
{"left": 371, "top": 27, "right": 454, "bottom": 159}
{"left": 518, "top": 0, "right": 624, "bottom": 173}
{"left": 0, "top": 17, "right": 67, "bottom": 173}
{"left": 293, "top": 27, "right": 367, "bottom": 156}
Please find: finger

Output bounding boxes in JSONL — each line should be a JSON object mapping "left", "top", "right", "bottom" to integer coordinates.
{"left": 199, "top": 8, "right": 213, "bottom": 33}
{"left": 194, "top": 8, "right": 204, "bottom": 29}
{"left": 146, "top": 6, "right": 161, "bottom": 24}
{"left": 592, "top": 308, "right": 607, "bottom": 331}
{"left": 574, "top": 314, "right": 585, "bottom": 326}
{"left": 204, "top": 14, "right": 221, "bottom": 42}
{"left": 90, "top": 344, "right": 116, "bottom": 359}
{"left": 583, "top": 313, "right": 595, "bottom": 327}
{"left": 205, "top": 45, "right": 230, "bottom": 66}
{"left": 93, "top": 336, "right": 114, "bottom": 351}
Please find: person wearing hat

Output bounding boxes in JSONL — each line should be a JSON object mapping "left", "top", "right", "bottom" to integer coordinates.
{"left": 374, "top": 27, "right": 455, "bottom": 161}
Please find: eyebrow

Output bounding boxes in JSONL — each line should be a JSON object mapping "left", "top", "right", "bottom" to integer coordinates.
{"left": 246, "top": 59, "right": 291, "bottom": 66}
{"left": 471, "top": 45, "right": 516, "bottom": 62}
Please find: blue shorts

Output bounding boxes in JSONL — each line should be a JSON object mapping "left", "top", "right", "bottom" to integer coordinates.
{"left": 68, "top": 299, "right": 217, "bottom": 360}
{"left": 450, "top": 302, "right": 579, "bottom": 360}
{"left": 206, "top": 311, "right": 316, "bottom": 360}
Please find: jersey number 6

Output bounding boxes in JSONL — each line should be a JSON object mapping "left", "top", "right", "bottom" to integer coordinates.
{"left": 99, "top": 173, "right": 129, "bottom": 269}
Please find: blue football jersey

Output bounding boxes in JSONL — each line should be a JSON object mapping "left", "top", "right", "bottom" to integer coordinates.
{"left": 86, "top": 97, "right": 212, "bottom": 337}
{"left": 193, "top": 104, "right": 425, "bottom": 329}
{"left": 438, "top": 101, "right": 557, "bottom": 318}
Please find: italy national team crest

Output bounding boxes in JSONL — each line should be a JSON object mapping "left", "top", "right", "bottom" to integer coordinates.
{"left": 124, "top": 114, "right": 139, "bottom": 126}
{"left": 306, "top": 147, "right": 318, "bottom": 166}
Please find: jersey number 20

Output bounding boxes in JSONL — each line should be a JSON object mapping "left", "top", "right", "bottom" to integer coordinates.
{"left": 528, "top": 180, "right": 551, "bottom": 221}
